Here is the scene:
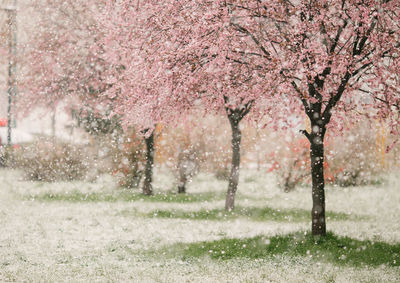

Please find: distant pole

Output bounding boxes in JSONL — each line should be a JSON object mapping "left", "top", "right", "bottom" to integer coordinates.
{"left": 6, "top": 0, "right": 17, "bottom": 146}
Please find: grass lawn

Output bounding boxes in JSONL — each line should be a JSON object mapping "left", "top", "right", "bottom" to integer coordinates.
{"left": 0, "top": 168, "right": 399, "bottom": 282}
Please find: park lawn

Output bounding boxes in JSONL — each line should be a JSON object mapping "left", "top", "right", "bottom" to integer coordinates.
{"left": 0, "top": 168, "right": 399, "bottom": 282}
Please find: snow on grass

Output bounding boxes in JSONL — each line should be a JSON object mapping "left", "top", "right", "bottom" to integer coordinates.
{"left": 0, "top": 168, "right": 399, "bottom": 282}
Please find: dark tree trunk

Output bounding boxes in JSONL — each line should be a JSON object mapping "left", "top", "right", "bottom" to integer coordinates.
{"left": 178, "top": 171, "right": 187, "bottom": 193}
{"left": 178, "top": 183, "right": 186, "bottom": 194}
{"left": 142, "top": 131, "right": 154, "bottom": 196}
{"left": 309, "top": 121, "right": 326, "bottom": 236}
{"left": 225, "top": 116, "right": 241, "bottom": 211}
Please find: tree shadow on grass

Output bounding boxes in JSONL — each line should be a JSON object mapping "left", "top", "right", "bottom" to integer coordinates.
{"left": 162, "top": 232, "right": 400, "bottom": 267}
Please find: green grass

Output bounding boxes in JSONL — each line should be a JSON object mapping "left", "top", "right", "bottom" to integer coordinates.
{"left": 144, "top": 206, "right": 357, "bottom": 222}
{"left": 28, "top": 190, "right": 225, "bottom": 203}
{"left": 162, "top": 232, "right": 400, "bottom": 267}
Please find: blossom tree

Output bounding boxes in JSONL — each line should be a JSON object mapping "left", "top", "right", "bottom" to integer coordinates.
{"left": 370, "top": 54, "right": 400, "bottom": 153}
{"left": 208, "top": 0, "right": 400, "bottom": 235}
{"left": 105, "top": 0, "right": 291, "bottom": 210}
{"left": 98, "top": 2, "right": 177, "bottom": 195}
{"left": 119, "top": 0, "right": 400, "bottom": 234}
{"left": 21, "top": 0, "right": 107, "bottom": 112}
{"left": 24, "top": 0, "right": 168, "bottom": 195}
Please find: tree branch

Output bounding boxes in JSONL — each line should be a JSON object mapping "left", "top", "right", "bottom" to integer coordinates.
{"left": 322, "top": 71, "right": 352, "bottom": 124}
{"left": 291, "top": 81, "right": 311, "bottom": 117}
{"left": 330, "top": 19, "right": 348, "bottom": 54}
{"left": 230, "top": 22, "right": 271, "bottom": 58}
{"left": 239, "top": 99, "right": 254, "bottom": 120}
{"left": 300, "top": 129, "right": 311, "bottom": 141}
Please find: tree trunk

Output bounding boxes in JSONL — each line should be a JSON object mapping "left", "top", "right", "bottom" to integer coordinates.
{"left": 309, "top": 123, "right": 326, "bottom": 236}
{"left": 178, "top": 183, "right": 186, "bottom": 194}
{"left": 178, "top": 168, "right": 187, "bottom": 193}
{"left": 142, "top": 131, "right": 154, "bottom": 196}
{"left": 225, "top": 117, "right": 241, "bottom": 211}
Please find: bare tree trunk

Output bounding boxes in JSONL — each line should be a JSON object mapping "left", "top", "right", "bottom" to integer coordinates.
{"left": 142, "top": 131, "right": 154, "bottom": 196}
{"left": 309, "top": 122, "right": 326, "bottom": 236}
{"left": 177, "top": 150, "right": 187, "bottom": 194}
{"left": 178, "top": 180, "right": 186, "bottom": 194}
{"left": 225, "top": 116, "right": 241, "bottom": 211}
{"left": 178, "top": 160, "right": 187, "bottom": 193}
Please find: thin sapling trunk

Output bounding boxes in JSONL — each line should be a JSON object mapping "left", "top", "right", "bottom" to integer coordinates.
{"left": 225, "top": 115, "right": 241, "bottom": 211}
{"left": 142, "top": 130, "right": 154, "bottom": 196}
{"left": 224, "top": 98, "right": 253, "bottom": 211}
{"left": 178, "top": 176, "right": 187, "bottom": 194}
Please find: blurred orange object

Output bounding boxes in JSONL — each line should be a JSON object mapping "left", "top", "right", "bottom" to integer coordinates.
{"left": 0, "top": 118, "right": 7, "bottom": 127}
